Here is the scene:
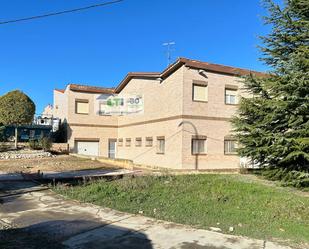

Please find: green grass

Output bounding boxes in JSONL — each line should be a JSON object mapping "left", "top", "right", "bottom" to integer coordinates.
{"left": 54, "top": 174, "right": 309, "bottom": 247}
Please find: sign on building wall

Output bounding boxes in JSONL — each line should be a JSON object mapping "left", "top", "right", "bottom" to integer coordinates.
{"left": 94, "top": 94, "right": 144, "bottom": 116}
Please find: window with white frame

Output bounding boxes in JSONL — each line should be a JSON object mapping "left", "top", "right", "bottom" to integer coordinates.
{"left": 224, "top": 139, "right": 238, "bottom": 154}
{"left": 225, "top": 88, "right": 238, "bottom": 105}
{"left": 145, "top": 137, "right": 153, "bottom": 147}
{"left": 135, "top": 137, "right": 142, "bottom": 147}
{"left": 192, "top": 137, "right": 207, "bottom": 155}
{"left": 75, "top": 99, "right": 89, "bottom": 114}
{"left": 156, "top": 137, "right": 165, "bottom": 154}
{"left": 193, "top": 84, "right": 208, "bottom": 102}
{"left": 125, "top": 138, "right": 131, "bottom": 147}
{"left": 118, "top": 138, "right": 123, "bottom": 147}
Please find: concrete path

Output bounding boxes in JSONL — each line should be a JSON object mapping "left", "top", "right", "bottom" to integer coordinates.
{"left": 0, "top": 169, "right": 135, "bottom": 181}
{"left": 0, "top": 181, "right": 291, "bottom": 249}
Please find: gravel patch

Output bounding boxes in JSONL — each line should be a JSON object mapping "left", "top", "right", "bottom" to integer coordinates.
{"left": 0, "top": 150, "right": 54, "bottom": 160}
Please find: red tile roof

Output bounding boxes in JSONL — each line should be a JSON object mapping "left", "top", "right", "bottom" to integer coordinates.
{"left": 115, "top": 72, "right": 160, "bottom": 93}
{"left": 177, "top": 58, "right": 267, "bottom": 77}
{"left": 114, "top": 57, "right": 267, "bottom": 93}
{"left": 54, "top": 89, "right": 65, "bottom": 93}
{"left": 62, "top": 58, "right": 267, "bottom": 94}
{"left": 68, "top": 84, "right": 115, "bottom": 94}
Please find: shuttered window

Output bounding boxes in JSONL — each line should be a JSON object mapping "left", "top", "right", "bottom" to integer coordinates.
{"left": 193, "top": 84, "right": 208, "bottom": 102}
{"left": 76, "top": 100, "right": 89, "bottom": 114}
{"left": 135, "top": 137, "right": 142, "bottom": 147}
{"left": 126, "top": 138, "right": 131, "bottom": 147}
{"left": 146, "top": 137, "right": 153, "bottom": 147}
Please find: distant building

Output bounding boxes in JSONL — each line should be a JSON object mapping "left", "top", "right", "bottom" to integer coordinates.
{"left": 42, "top": 104, "right": 53, "bottom": 117}
{"left": 33, "top": 104, "right": 60, "bottom": 132}
{"left": 3, "top": 125, "right": 52, "bottom": 142}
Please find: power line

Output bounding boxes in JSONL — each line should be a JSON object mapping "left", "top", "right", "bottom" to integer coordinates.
{"left": 0, "top": 0, "right": 124, "bottom": 25}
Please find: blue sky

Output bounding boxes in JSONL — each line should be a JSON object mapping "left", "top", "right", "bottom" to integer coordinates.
{"left": 0, "top": 0, "right": 279, "bottom": 113}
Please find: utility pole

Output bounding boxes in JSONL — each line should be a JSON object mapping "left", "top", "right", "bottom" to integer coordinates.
{"left": 163, "top": 41, "right": 175, "bottom": 65}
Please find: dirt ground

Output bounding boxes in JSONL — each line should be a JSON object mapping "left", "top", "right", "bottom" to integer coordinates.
{"left": 0, "top": 155, "right": 119, "bottom": 173}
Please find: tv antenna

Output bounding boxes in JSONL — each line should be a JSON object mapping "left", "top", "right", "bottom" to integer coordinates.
{"left": 163, "top": 41, "right": 175, "bottom": 65}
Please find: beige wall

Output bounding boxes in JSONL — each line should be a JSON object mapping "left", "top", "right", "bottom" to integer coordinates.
{"left": 53, "top": 90, "right": 68, "bottom": 121}
{"left": 117, "top": 119, "right": 183, "bottom": 169}
{"left": 54, "top": 65, "right": 247, "bottom": 170}
{"left": 118, "top": 65, "right": 185, "bottom": 126}
{"left": 67, "top": 125, "right": 117, "bottom": 157}
{"left": 66, "top": 90, "right": 118, "bottom": 126}
{"left": 179, "top": 67, "right": 243, "bottom": 169}
{"left": 182, "top": 67, "right": 242, "bottom": 118}
{"left": 115, "top": 66, "right": 185, "bottom": 168}
{"left": 53, "top": 88, "right": 118, "bottom": 154}
{"left": 180, "top": 118, "right": 239, "bottom": 170}
{"left": 66, "top": 89, "right": 118, "bottom": 154}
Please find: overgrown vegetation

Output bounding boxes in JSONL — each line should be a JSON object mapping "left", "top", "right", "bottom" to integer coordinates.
{"left": 39, "top": 137, "right": 52, "bottom": 151}
{"left": 28, "top": 139, "right": 40, "bottom": 150}
{"left": 54, "top": 174, "right": 309, "bottom": 247}
{"left": 261, "top": 168, "right": 309, "bottom": 189}
{"left": 0, "top": 125, "right": 5, "bottom": 142}
{"left": 28, "top": 137, "right": 53, "bottom": 151}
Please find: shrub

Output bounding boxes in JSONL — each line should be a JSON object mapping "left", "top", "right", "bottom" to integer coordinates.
{"left": 262, "top": 168, "right": 309, "bottom": 189}
{"left": 28, "top": 139, "right": 40, "bottom": 150}
{"left": 0, "top": 125, "right": 5, "bottom": 142}
{"left": 39, "top": 137, "right": 52, "bottom": 152}
{"left": 0, "top": 142, "right": 9, "bottom": 152}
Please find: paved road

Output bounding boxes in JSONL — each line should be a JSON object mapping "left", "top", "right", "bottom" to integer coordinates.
{"left": 0, "top": 181, "right": 291, "bottom": 249}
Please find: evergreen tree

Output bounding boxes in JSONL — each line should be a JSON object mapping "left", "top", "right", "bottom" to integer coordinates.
{"left": 232, "top": 0, "right": 309, "bottom": 172}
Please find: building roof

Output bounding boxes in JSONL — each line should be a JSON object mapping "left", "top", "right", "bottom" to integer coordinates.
{"left": 62, "top": 58, "right": 267, "bottom": 94}
{"left": 68, "top": 84, "right": 115, "bottom": 94}
{"left": 114, "top": 57, "right": 267, "bottom": 93}
{"left": 114, "top": 72, "right": 160, "bottom": 93}
{"left": 54, "top": 89, "right": 65, "bottom": 93}
{"left": 177, "top": 58, "right": 267, "bottom": 77}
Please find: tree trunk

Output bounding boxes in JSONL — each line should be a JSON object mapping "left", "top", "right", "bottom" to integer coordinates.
{"left": 14, "top": 126, "right": 18, "bottom": 149}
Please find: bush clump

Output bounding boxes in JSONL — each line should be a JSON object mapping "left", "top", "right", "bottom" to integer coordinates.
{"left": 262, "top": 168, "right": 309, "bottom": 189}
{"left": 39, "top": 137, "right": 52, "bottom": 152}
{"left": 28, "top": 139, "right": 40, "bottom": 150}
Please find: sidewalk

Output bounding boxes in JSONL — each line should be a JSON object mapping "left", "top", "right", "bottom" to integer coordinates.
{"left": 0, "top": 181, "right": 292, "bottom": 249}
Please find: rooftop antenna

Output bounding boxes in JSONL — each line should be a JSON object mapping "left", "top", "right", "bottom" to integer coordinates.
{"left": 163, "top": 41, "right": 175, "bottom": 66}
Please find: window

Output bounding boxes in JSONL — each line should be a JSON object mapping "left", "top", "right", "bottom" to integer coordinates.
{"left": 156, "top": 137, "right": 165, "bottom": 154}
{"left": 145, "top": 137, "right": 153, "bottom": 147}
{"left": 225, "top": 89, "right": 238, "bottom": 105}
{"left": 193, "top": 84, "right": 208, "bottom": 102}
{"left": 125, "top": 138, "right": 131, "bottom": 147}
{"left": 118, "top": 138, "right": 123, "bottom": 147}
{"left": 224, "top": 139, "right": 238, "bottom": 154}
{"left": 135, "top": 137, "right": 142, "bottom": 147}
{"left": 192, "top": 138, "right": 207, "bottom": 155}
{"left": 75, "top": 99, "right": 89, "bottom": 114}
